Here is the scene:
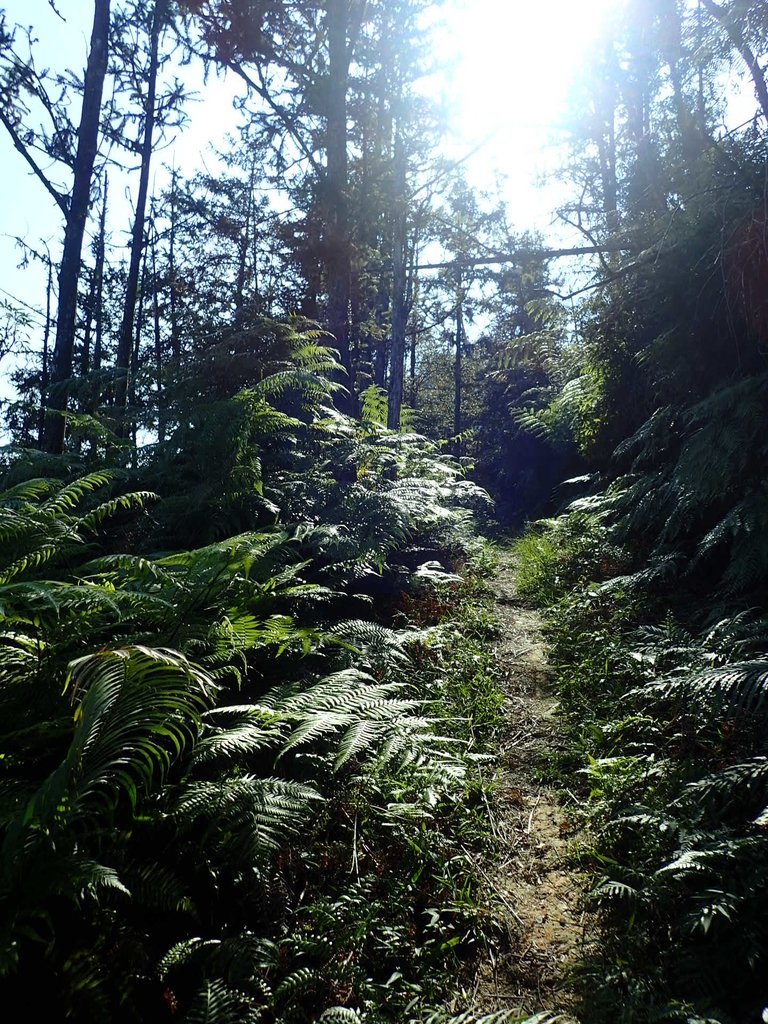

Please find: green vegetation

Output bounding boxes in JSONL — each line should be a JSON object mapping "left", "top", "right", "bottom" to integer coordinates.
{"left": 3, "top": 1, "right": 768, "bottom": 1020}
{"left": 503, "top": 8, "right": 768, "bottom": 1016}
{"left": 515, "top": 516, "right": 768, "bottom": 1024}
{"left": 0, "top": 337, "right": 515, "bottom": 1022}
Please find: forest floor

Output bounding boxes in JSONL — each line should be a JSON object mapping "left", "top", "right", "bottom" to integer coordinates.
{"left": 466, "top": 552, "right": 587, "bottom": 1021}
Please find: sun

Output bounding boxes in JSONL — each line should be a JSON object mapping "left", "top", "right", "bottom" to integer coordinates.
{"left": 444, "top": 0, "right": 614, "bottom": 135}
{"left": 431, "top": 0, "right": 614, "bottom": 225}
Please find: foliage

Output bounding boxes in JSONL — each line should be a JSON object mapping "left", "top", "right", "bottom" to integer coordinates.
{"left": 0, "top": 340, "right": 504, "bottom": 1023}
{"left": 516, "top": 515, "right": 768, "bottom": 1024}
{"left": 505, "top": 17, "right": 768, "bottom": 1014}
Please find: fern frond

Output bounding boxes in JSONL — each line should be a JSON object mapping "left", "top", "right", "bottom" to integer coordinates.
{"left": 77, "top": 491, "right": 157, "bottom": 533}
{"left": 159, "top": 933, "right": 279, "bottom": 982}
{"left": 274, "top": 671, "right": 416, "bottom": 756}
{"left": 0, "top": 477, "right": 59, "bottom": 504}
{"left": 40, "top": 471, "right": 115, "bottom": 514}
{"left": 74, "top": 860, "right": 132, "bottom": 900}
{"left": 192, "top": 706, "right": 285, "bottom": 765}
{"left": 1, "top": 646, "right": 214, "bottom": 861}
{"left": 174, "top": 776, "right": 321, "bottom": 862}
{"left": 643, "top": 661, "right": 768, "bottom": 720}
{"left": 185, "top": 979, "right": 260, "bottom": 1024}
{"left": 326, "top": 619, "right": 428, "bottom": 672}
{"left": 80, "top": 552, "right": 171, "bottom": 584}
{"left": 127, "top": 861, "right": 191, "bottom": 913}
{"left": 657, "top": 836, "right": 766, "bottom": 880}
{"left": 427, "top": 1011, "right": 560, "bottom": 1024}
{"left": 674, "top": 758, "right": 768, "bottom": 821}
{"left": 273, "top": 965, "right": 318, "bottom": 1003}
{"left": 594, "top": 878, "right": 643, "bottom": 903}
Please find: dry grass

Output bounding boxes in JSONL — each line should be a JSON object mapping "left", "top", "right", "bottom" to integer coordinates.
{"left": 464, "top": 557, "right": 587, "bottom": 1023}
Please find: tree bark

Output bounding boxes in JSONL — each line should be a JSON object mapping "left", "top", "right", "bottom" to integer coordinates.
{"left": 93, "top": 175, "right": 108, "bottom": 372}
{"left": 596, "top": 44, "right": 619, "bottom": 233}
{"left": 234, "top": 156, "right": 258, "bottom": 320}
{"left": 151, "top": 220, "right": 165, "bottom": 443}
{"left": 325, "top": 0, "right": 354, "bottom": 407}
{"left": 37, "top": 258, "right": 53, "bottom": 447}
{"left": 80, "top": 272, "right": 95, "bottom": 376}
{"left": 454, "top": 268, "right": 464, "bottom": 445}
{"left": 44, "top": 0, "right": 111, "bottom": 454}
{"left": 387, "top": 125, "right": 407, "bottom": 431}
{"left": 169, "top": 166, "right": 180, "bottom": 358}
{"left": 115, "top": 0, "right": 164, "bottom": 430}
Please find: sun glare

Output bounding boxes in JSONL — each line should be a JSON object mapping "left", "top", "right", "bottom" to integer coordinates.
{"left": 436, "top": 0, "right": 614, "bottom": 224}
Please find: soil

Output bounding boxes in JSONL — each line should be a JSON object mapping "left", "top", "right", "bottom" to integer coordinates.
{"left": 463, "top": 554, "right": 587, "bottom": 1021}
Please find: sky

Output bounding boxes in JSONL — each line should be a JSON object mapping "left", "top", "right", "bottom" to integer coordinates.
{"left": 435, "top": 0, "right": 612, "bottom": 227}
{"left": 0, "top": 0, "right": 614, "bottom": 352}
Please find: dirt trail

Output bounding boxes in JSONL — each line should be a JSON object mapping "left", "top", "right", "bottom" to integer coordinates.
{"left": 467, "top": 555, "right": 585, "bottom": 1020}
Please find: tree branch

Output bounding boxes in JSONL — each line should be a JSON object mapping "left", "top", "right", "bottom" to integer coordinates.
{"left": 701, "top": 0, "right": 768, "bottom": 126}
{"left": 227, "top": 60, "right": 322, "bottom": 177}
{"left": 0, "top": 107, "right": 69, "bottom": 216}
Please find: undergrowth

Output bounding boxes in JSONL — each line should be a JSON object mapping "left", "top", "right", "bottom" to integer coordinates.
{"left": 0, "top": 447, "right": 508, "bottom": 1023}
{"left": 514, "top": 517, "right": 768, "bottom": 1024}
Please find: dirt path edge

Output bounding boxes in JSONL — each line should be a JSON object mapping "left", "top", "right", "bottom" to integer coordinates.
{"left": 466, "top": 554, "right": 585, "bottom": 1021}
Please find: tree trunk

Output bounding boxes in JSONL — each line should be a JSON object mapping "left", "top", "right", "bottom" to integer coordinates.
{"left": 234, "top": 155, "right": 259, "bottom": 320}
{"left": 115, "top": 0, "right": 164, "bottom": 429}
{"left": 93, "top": 174, "right": 108, "bottom": 373}
{"left": 169, "top": 166, "right": 180, "bottom": 358}
{"left": 80, "top": 273, "right": 95, "bottom": 376}
{"left": 44, "top": 0, "right": 111, "bottom": 453}
{"left": 405, "top": 229, "right": 418, "bottom": 404}
{"left": 594, "top": 39, "right": 619, "bottom": 233}
{"left": 37, "top": 259, "right": 53, "bottom": 447}
{"left": 387, "top": 125, "right": 407, "bottom": 431}
{"left": 325, "top": 0, "right": 354, "bottom": 408}
{"left": 129, "top": 242, "right": 149, "bottom": 465}
{"left": 454, "top": 268, "right": 464, "bottom": 445}
{"left": 151, "top": 221, "right": 165, "bottom": 443}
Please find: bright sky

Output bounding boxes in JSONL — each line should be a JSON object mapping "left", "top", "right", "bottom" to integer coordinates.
{"left": 435, "top": 0, "right": 614, "bottom": 233}
{"left": 0, "top": 0, "right": 613, "bottom": 340}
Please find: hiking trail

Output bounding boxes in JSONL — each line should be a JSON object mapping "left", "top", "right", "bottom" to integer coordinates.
{"left": 466, "top": 552, "right": 586, "bottom": 1020}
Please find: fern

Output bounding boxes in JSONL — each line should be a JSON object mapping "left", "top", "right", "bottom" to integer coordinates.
{"left": 326, "top": 619, "right": 429, "bottom": 672}
{"left": 427, "top": 1011, "right": 561, "bottom": 1024}
{"left": 185, "top": 979, "right": 261, "bottom": 1024}
{"left": 642, "top": 661, "right": 768, "bottom": 720}
{"left": 0, "top": 359, "right": 494, "bottom": 1021}
{"left": 273, "top": 965, "right": 320, "bottom": 1007}
{"left": 174, "top": 776, "right": 321, "bottom": 863}
{"left": 159, "top": 933, "right": 280, "bottom": 982}
{"left": 191, "top": 705, "right": 286, "bottom": 765}
{"left": 318, "top": 1009, "right": 363, "bottom": 1023}
{"left": 261, "top": 669, "right": 436, "bottom": 772}
{"left": 674, "top": 758, "right": 768, "bottom": 821}
{"left": 6, "top": 646, "right": 213, "bottom": 835}
{"left": 72, "top": 859, "right": 132, "bottom": 900}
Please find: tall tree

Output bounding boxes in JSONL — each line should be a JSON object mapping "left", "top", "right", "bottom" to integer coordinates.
{"left": 114, "top": 0, "right": 170, "bottom": 427}
{"left": 0, "top": 2, "right": 112, "bottom": 452}
{"left": 45, "top": 1, "right": 111, "bottom": 453}
{"left": 179, "top": 0, "right": 442, "bottom": 416}
{"left": 701, "top": 0, "right": 768, "bottom": 125}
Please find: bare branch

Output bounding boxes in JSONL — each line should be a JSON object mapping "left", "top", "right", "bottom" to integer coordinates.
{"left": 0, "top": 106, "right": 69, "bottom": 216}
{"left": 417, "top": 245, "right": 629, "bottom": 272}
{"left": 701, "top": 0, "right": 768, "bottom": 126}
{"left": 47, "top": 0, "right": 66, "bottom": 22}
{"left": 227, "top": 59, "right": 322, "bottom": 177}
